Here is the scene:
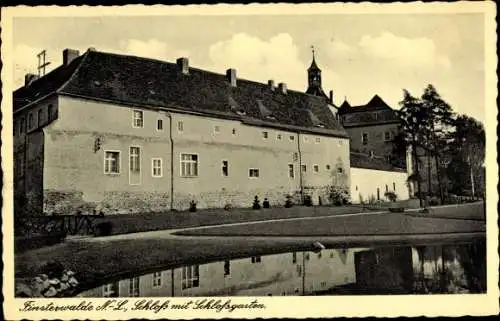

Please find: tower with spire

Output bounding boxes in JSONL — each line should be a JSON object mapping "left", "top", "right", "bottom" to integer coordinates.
{"left": 306, "top": 45, "right": 328, "bottom": 99}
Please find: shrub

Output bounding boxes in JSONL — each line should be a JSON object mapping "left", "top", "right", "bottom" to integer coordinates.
{"left": 189, "top": 200, "right": 197, "bottom": 212}
{"left": 224, "top": 203, "right": 232, "bottom": 211}
{"left": 429, "top": 197, "right": 440, "bottom": 206}
{"left": 94, "top": 222, "right": 113, "bottom": 237}
{"left": 252, "top": 196, "right": 261, "bottom": 210}
{"left": 384, "top": 191, "right": 398, "bottom": 202}
{"left": 329, "top": 187, "right": 349, "bottom": 206}
{"left": 284, "top": 195, "right": 294, "bottom": 208}
{"left": 41, "top": 261, "right": 65, "bottom": 279}
{"left": 262, "top": 198, "right": 270, "bottom": 209}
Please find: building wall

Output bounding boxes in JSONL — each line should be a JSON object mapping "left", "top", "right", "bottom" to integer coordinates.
{"left": 13, "top": 96, "right": 59, "bottom": 215}
{"left": 39, "top": 96, "right": 349, "bottom": 214}
{"left": 345, "top": 122, "right": 400, "bottom": 158}
{"left": 350, "top": 167, "right": 409, "bottom": 203}
{"left": 42, "top": 96, "right": 172, "bottom": 214}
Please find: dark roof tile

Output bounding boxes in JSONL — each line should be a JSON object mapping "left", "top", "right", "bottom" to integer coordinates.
{"left": 14, "top": 50, "right": 348, "bottom": 138}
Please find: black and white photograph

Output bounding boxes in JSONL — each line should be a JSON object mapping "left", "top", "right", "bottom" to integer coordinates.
{"left": 2, "top": 2, "right": 498, "bottom": 319}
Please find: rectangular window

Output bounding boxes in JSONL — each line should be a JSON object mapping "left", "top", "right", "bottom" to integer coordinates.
{"left": 326, "top": 164, "right": 331, "bottom": 171}
{"left": 152, "top": 272, "right": 162, "bottom": 288}
{"left": 181, "top": 265, "right": 200, "bottom": 289}
{"left": 301, "top": 165, "right": 307, "bottom": 173}
{"left": 337, "top": 167, "right": 344, "bottom": 174}
{"left": 386, "top": 184, "right": 389, "bottom": 192}
{"left": 104, "top": 151, "right": 120, "bottom": 174}
{"left": 384, "top": 132, "right": 391, "bottom": 141}
{"left": 313, "top": 164, "right": 319, "bottom": 173}
{"left": 362, "top": 132, "right": 368, "bottom": 145}
{"left": 37, "top": 109, "right": 44, "bottom": 127}
{"left": 303, "top": 136, "right": 308, "bottom": 143}
{"left": 28, "top": 113, "right": 34, "bottom": 130}
{"left": 276, "top": 133, "right": 282, "bottom": 140}
{"left": 232, "top": 128, "right": 236, "bottom": 135}
{"left": 315, "top": 137, "right": 321, "bottom": 143}
{"left": 249, "top": 168, "right": 260, "bottom": 178}
{"left": 262, "top": 131, "right": 268, "bottom": 139}
{"left": 129, "top": 147, "right": 141, "bottom": 173}
{"left": 133, "top": 110, "right": 143, "bottom": 128}
{"left": 129, "top": 277, "right": 140, "bottom": 297}
{"left": 296, "top": 264, "right": 302, "bottom": 277}
{"left": 222, "top": 160, "right": 228, "bottom": 177}
{"left": 293, "top": 152, "right": 299, "bottom": 162}
{"left": 48, "top": 104, "right": 55, "bottom": 121}
{"left": 20, "top": 117, "right": 26, "bottom": 134}
{"left": 251, "top": 256, "right": 261, "bottom": 263}
{"left": 102, "top": 282, "right": 119, "bottom": 297}
{"left": 393, "top": 182, "right": 396, "bottom": 191}
{"left": 292, "top": 252, "right": 297, "bottom": 264}
{"left": 289, "top": 135, "right": 295, "bottom": 141}
{"left": 224, "top": 260, "right": 230, "bottom": 276}
{"left": 157, "top": 119, "right": 163, "bottom": 131}
{"left": 152, "top": 158, "right": 162, "bottom": 177}
{"left": 214, "top": 125, "right": 220, "bottom": 133}
{"left": 288, "top": 164, "right": 295, "bottom": 178}
{"left": 177, "top": 120, "right": 184, "bottom": 132}
{"left": 180, "top": 153, "right": 198, "bottom": 177}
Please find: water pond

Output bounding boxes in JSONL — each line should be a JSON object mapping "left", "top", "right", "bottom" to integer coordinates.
{"left": 78, "top": 239, "right": 486, "bottom": 297}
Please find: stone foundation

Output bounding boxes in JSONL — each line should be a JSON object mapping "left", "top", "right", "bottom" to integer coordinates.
{"left": 42, "top": 185, "right": 349, "bottom": 215}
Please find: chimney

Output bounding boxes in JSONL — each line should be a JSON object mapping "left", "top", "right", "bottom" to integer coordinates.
{"left": 88, "top": 47, "right": 96, "bottom": 52}
{"left": 278, "top": 82, "right": 287, "bottom": 94}
{"left": 176, "top": 57, "right": 189, "bottom": 75}
{"left": 226, "top": 68, "right": 237, "bottom": 87}
{"left": 24, "top": 73, "right": 39, "bottom": 86}
{"left": 63, "top": 49, "right": 80, "bottom": 66}
{"left": 329, "top": 90, "right": 334, "bottom": 104}
{"left": 268, "top": 80, "right": 275, "bottom": 90}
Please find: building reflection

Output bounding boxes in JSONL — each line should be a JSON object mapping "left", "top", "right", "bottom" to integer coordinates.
{"left": 79, "top": 240, "right": 485, "bottom": 297}
{"left": 79, "top": 248, "right": 364, "bottom": 297}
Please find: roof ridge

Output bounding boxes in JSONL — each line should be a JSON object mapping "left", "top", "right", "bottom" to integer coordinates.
{"left": 91, "top": 49, "right": 331, "bottom": 101}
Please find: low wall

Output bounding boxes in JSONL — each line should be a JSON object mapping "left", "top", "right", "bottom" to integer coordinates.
{"left": 350, "top": 167, "right": 409, "bottom": 204}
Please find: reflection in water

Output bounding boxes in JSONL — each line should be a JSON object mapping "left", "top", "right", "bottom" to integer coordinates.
{"left": 79, "top": 240, "right": 485, "bottom": 297}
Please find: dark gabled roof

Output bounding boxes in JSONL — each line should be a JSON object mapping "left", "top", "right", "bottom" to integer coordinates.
{"left": 338, "top": 94, "right": 401, "bottom": 127}
{"left": 339, "top": 100, "right": 351, "bottom": 109}
{"left": 13, "top": 55, "right": 84, "bottom": 110}
{"left": 14, "top": 49, "right": 348, "bottom": 138}
{"left": 350, "top": 152, "right": 406, "bottom": 172}
{"left": 338, "top": 94, "right": 393, "bottom": 115}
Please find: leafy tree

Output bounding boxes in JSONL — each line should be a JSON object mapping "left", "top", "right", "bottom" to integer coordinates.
{"left": 396, "top": 89, "right": 427, "bottom": 206}
{"left": 420, "top": 84, "right": 455, "bottom": 203}
{"left": 445, "top": 115, "right": 485, "bottom": 198}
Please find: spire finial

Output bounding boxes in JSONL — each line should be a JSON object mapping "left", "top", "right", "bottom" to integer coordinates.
{"left": 311, "top": 45, "right": 315, "bottom": 60}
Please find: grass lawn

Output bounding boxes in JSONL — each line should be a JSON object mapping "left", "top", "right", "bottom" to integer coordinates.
{"left": 91, "top": 205, "right": 367, "bottom": 235}
{"left": 405, "top": 202, "right": 485, "bottom": 221}
{"left": 175, "top": 212, "right": 485, "bottom": 237}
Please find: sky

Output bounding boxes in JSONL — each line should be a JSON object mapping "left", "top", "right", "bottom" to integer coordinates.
{"left": 12, "top": 13, "right": 486, "bottom": 122}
